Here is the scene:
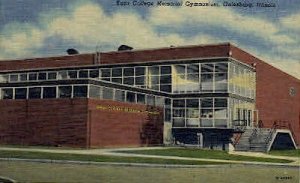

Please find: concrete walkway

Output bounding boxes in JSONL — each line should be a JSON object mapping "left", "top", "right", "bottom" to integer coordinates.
{"left": 0, "top": 146, "right": 298, "bottom": 167}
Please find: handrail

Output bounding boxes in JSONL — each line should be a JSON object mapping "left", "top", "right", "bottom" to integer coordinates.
{"left": 249, "top": 128, "right": 258, "bottom": 143}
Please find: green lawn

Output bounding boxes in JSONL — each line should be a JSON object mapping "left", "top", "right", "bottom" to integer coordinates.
{"left": 120, "top": 148, "right": 293, "bottom": 163}
{"left": 0, "top": 150, "right": 225, "bottom": 165}
{"left": 269, "top": 149, "right": 300, "bottom": 157}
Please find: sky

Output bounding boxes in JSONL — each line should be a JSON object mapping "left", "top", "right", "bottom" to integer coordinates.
{"left": 0, "top": 0, "right": 299, "bottom": 79}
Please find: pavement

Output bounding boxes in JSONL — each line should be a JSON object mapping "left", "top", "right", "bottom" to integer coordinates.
{"left": 0, "top": 146, "right": 299, "bottom": 167}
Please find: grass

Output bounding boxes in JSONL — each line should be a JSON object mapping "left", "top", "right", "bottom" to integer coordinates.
{"left": 0, "top": 150, "right": 226, "bottom": 165}
{"left": 269, "top": 149, "right": 300, "bottom": 157}
{"left": 120, "top": 148, "right": 293, "bottom": 163}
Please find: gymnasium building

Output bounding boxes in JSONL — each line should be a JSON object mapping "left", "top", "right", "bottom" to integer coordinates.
{"left": 0, "top": 43, "right": 298, "bottom": 152}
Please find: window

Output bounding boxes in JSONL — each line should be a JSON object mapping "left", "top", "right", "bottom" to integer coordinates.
{"left": 112, "top": 68, "right": 122, "bottom": 77}
{"left": 38, "top": 72, "right": 47, "bottom": 80}
{"left": 126, "top": 92, "right": 136, "bottom": 103}
{"left": 173, "top": 99, "right": 185, "bottom": 127}
{"left": 74, "top": 85, "right": 87, "bottom": 98}
{"left": 58, "top": 71, "right": 68, "bottom": 79}
{"left": 68, "top": 70, "right": 78, "bottom": 79}
{"left": 102, "top": 87, "right": 113, "bottom": 99}
{"left": 79, "top": 70, "right": 88, "bottom": 78}
{"left": 9, "top": 74, "right": 19, "bottom": 82}
{"left": 115, "top": 90, "right": 125, "bottom": 102}
{"left": 48, "top": 72, "right": 57, "bottom": 80}
{"left": 0, "top": 75, "right": 9, "bottom": 83}
{"left": 186, "top": 99, "right": 199, "bottom": 127}
{"left": 15, "top": 88, "right": 27, "bottom": 99}
{"left": 200, "top": 98, "right": 213, "bottom": 127}
{"left": 29, "top": 87, "right": 41, "bottom": 99}
{"left": 89, "top": 69, "right": 99, "bottom": 78}
{"left": 89, "top": 85, "right": 101, "bottom": 99}
{"left": 28, "top": 73, "right": 37, "bottom": 81}
{"left": 160, "top": 66, "right": 171, "bottom": 75}
{"left": 146, "top": 95, "right": 155, "bottom": 106}
{"left": 58, "top": 86, "right": 72, "bottom": 98}
{"left": 135, "top": 67, "right": 145, "bottom": 76}
{"left": 1, "top": 88, "right": 13, "bottom": 99}
{"left": 43, "top": 87, "right": 56, "bottom": 98}
{"left": 123, "top": 77, "right": 134, "bottom": 85}
{"left": 123, "top": 68, "right": 134, "bottom": 76}
{"left": 20, "top": 73, "right": 28, "bottom": 81}
{"left": 137, "top": 93, "right": 145, "bottom": 104}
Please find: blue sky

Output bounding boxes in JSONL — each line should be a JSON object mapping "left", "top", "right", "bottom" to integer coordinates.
{"left": 0, "top": 0, "right": 299, "bottom": 78}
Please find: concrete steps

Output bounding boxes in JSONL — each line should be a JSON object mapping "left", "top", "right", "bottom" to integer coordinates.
{"left": 235, "top": 128, "right": 274, "bottom": 152}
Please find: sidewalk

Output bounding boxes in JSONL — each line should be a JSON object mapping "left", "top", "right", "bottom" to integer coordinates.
{"left": 0, "top": 146, "right": 298, "bottom": 167}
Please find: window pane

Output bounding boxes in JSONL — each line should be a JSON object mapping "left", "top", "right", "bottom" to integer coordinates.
{"left": 187, "top": 64, "right": 199, "bottom": 74}
{"left": 215, "top": 63, "right": 228, "bottom": 73}
{"left": 149, "top": 66, "right": 159, "bottom": 75}
{"left": 201, "top": 98, "right": 213, "bottom": 108}
{"left": 89, "top": 85, "right": 100, "bottom": 98}
{"left": 29, "top": 87, "right": 41, "bottom": 99}
{"left": 112, "top": 68, "right": 122, "bottom": 77}
{"left": 186, "top": 99, "right": 199, "bottom": 107}
{"left": 173, "top": 65, "right": 185, "bottom": 75}
{"left": 20, "top": 73, "right": 27, "bottom": 81}
{"left": 126, "top": 92, "right": 136, "bottom": 103}
{"left": 112, "top": 78, "right": 122, "bottom": 84}
{"left": 115, "top": 90, "right": 125, "bottom": 102}
{"left": 43, "top": 87, "right": 56, "bottom": 98}
{"left": 160, "top": 75, "right": 171, "bottom": 84}
{"left": 58, "top": 86, "right": 72, "bottom": 98}
{"left": 201, "top": 73, "right": 213, "bottom": 92}
{"left": 89, "top": 69, "right": 99, "bottom": 78}
{"left": 123, "top": 68, "right": 134, "bottom": 76}
{"left": 146, "top": 95, "right": 155, "bottom": 106}
{"left": 160, "top": 85, "right": 171, "bottom": 92}
{"left": 201, "top": 64, "right": 214, "bottom": 72}
{"left": 0, "top": 75, "right": 9, "bottom": 83}
{"left": 173, "top": 109, "right": 185, "bottom": 117}
{"left": 37, "top": 72, "right": 46, "bottom": 80}
{"left": 135, "top": 76, "right": 145, "bottom": 85}
{"left": 2, "top": 88, "right": 13, "bottom": 99}
{"left": 102, "top": 87, "right": 113, "bottom": 99}
{"left": 123, "top": 77, "right": 134, "bottom": 85}
{"left": 173, "top": 118, "right": 185, "bottom": 127}
{"left": 215, "top": 108, "right": 227, "bottom": 118}
{"left": 48, "top": 72, "right": 57, "bottom": 80}
{"left": 58, "top": 71, "right": 68, "bottom": 79}
{"left": 186, "top": 108, "right": 199, "bottom": 118}
{"left": 68, "top": 71, "right": 77, "bottom": 79}
{"left": 29, "top": 73, "right": 37, "bottom": 81}
{"left": 74, "top": 86, "right": 87, "bottom": 98}
{"left": 10, "top": 74, "right": 18, "bottom": 82}
{"left": 215, "top": 98, "right": 227, "bottom": 107}
{"left": 79, "top": 70, "right": 88, "bottom": 78}
{"left": 135, "top": 67, "right": 145, "bottom": 76}
{"left": 101, "top": 69, "right": 111, "bottom": 77}
{"left": 160, "top": 66, "right": 171, "bottom": 75}
{"left": 15, "top": 88, "right": 27, "bottom": 99}
{"left": 173, "top": 99, "right": 185, "bottom": 107}
{"left": 137, "top": 93, "right": 145, "bottom": 104}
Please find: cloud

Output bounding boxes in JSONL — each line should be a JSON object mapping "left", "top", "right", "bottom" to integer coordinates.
{"left": 280, "top": 12, "right": 300, "bottom": 32}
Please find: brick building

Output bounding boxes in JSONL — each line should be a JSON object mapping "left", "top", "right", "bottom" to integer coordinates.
{"left": 0, "top": 43, "right": 298, "bottom": 151}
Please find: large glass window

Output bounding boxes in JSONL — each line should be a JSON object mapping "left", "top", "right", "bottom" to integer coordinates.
{"left": 102, "top": 87, "right": 113, "bottom": 99}
{"left": 9, "top": 74, "right": 19, "bottom": 82}
{"left": 79, "top": 70, "right": 88, "bottom": 78}
{"left": 48, "top": 72, "right": 57, "bottom": 80}
{"left": 0, "top": 75, "right": 9, "bottom": 83}
{"left": 173, "top": 99, "right": 185, "bottom": 127}
{"left": 200, "top": 98, "right": 213, "bottom": 127}
{"left": 58, "top": 86, "right": 72, "bottom": 98}
{"left": 15, "top": 88, "right": 27, "bottom": 99}
{"left": 68, "top": 70, "right": 78, "bottom": 79}
{"left": 112, "top": 68, "right": 122, "bottom": 84}
{"left": 74, "top": 85, "right": 87, "bottom": 98}
{"left": 43, "top": 87, "right": 56, "bottom": 98}
{"left": 137, "top": 93, "right": 145, "bottom": 104}
{"left": 29, "top": 87, "right": 41, "bottom": 99}
{"left": 101, "top": 68, "right": 111, "bottom": 81}
{"left": 214, "top": 98, "right": 227, "bottom": 127}
{"left": 186, "top": 99, "right": 199, "bottom": 127}
{"left": 126, "top": 92, "right": 136, "bottom": 103}
{"left": 89, "top": 85, "right": 101, "bottom": 98}
{"left": 172, "top": 65, "right": 186, "bottom": 93}
{"left": 89, "top": 69, "right": 99, "bottom": 78}
{"left": 115, "top": 90, "right": 125, "bottom": 102}
{"left": 29, "top": 73, "right": 38, "bottom": 81}
{"left": 1, "top": 88, "right": 13, "bottom": 99}
{"left": 38, "top": 72, "right": 47, "bottom": 80}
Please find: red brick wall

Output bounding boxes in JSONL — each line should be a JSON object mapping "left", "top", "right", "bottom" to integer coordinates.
{"left": 87, "top": 99, "right": 164, "bottom": 148}
{"left": 0, "top": 99, "right": 89, "bottom": 147}
{"left": 0, "top": 44, "right": 230, "bottom": 71}
{"left": 231, "top": 45, "right": 300, "bottom": 145}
